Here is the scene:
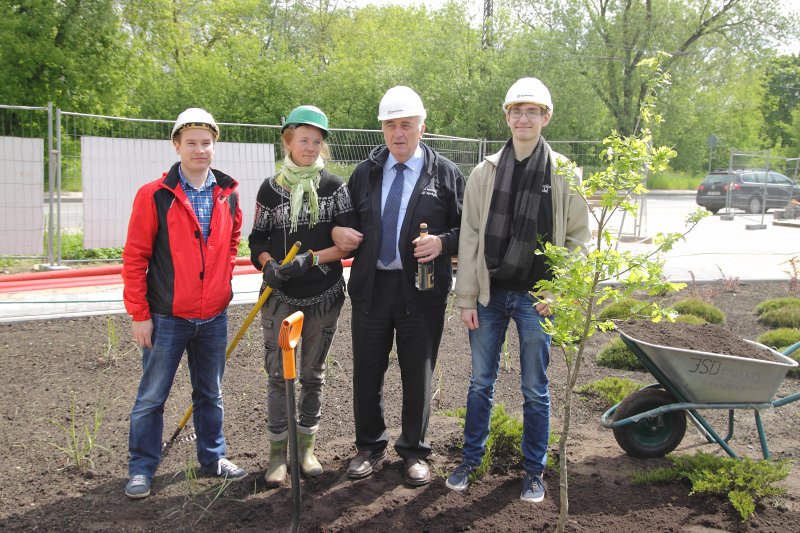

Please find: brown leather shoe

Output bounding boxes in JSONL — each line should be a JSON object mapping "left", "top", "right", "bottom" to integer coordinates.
{"left": 403, "top": 458, "right": 431, "bottom": 486}
{"left": 347, "top": 449, "right": 386, "bottom": 479}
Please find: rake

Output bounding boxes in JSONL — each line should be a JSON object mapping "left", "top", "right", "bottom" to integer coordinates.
{"left": 162, "top": 241, "right": 302, "bottom": 454}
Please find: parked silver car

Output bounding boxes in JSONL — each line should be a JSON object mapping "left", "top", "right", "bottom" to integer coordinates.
{"left": 695, "top": 169, "right": 800, "bottom": 214}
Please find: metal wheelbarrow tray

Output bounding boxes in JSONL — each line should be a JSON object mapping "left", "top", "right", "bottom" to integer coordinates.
{"left": 600, "top": 326, "right": 800, "bottom": 460}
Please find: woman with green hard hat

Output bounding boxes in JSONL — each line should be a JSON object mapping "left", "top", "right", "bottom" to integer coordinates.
{"left": 248, "top": 105, "right": 356, "bottom": 486}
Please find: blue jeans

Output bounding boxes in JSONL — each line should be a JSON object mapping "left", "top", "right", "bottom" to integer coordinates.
{"left": 128, "top": 312, "right": 228, "bottom": 477}
{"left": 462, "top": 289, "right": 551, "bottom": 474}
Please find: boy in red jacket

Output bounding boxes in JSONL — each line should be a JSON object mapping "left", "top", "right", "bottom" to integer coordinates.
{"left": 121, "top": 108, "right": 245, "bottom": 499}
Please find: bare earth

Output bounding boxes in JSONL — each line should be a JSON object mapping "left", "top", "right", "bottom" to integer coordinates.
{"left": 0, "top": 281, "right": 798, "bottom": 532}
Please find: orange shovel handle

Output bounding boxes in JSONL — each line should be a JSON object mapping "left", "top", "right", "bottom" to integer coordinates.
{"left": 279, "top": 311, "right": 304, "bottom": 380}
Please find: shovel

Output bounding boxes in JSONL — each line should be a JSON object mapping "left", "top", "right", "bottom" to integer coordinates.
{"left": 279, "top": 310, "right": 305, "bottom": 533}
{"left": 162, "top": 241, "right": 302, "bottom": 453}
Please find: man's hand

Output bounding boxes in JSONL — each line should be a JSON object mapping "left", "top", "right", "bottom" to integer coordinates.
{"left": 332, "top": 226, "right": 363, "bottom": 252}
{"left": 263, "top": 259, "right": 288, "bottom": 288}
{"left": 276, "top": 250, "right": 314, "bottom": 279}
{"left": 461, "top": 308, "right": 479, "bottom": 330}
{"left": 535, "top": 301, "right": 551, "bottom": 317}
{"left": 132, "top": 319, "right": 154, "bottom": 349}
{"left": 412, "top": 233, "right": 442, "bottom": 263}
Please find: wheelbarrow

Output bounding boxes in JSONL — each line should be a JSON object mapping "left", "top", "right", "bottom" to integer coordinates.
{"left": 600, "top": 328, "right": 800, "bottom": 460}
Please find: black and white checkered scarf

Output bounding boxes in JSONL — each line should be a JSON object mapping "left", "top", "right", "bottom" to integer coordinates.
{"left": 484, "top": 136, "right": 549, "bottom": 280}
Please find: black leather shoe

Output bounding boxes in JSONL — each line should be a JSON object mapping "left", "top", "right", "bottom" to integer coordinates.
{"left": 347, "top": 449, "right": 386, "bottom": 479}
{"left": 403, "top": 458, "right": 431, "bottom": 486}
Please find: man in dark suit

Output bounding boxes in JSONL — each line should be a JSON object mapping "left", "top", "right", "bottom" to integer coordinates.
{"left": 333, "top": 86, "right": 465, "bottom": 486}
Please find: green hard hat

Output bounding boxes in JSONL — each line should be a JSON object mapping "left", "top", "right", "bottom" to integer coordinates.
{"left": 282, "top": 105, "right": 330, "bottom": 137}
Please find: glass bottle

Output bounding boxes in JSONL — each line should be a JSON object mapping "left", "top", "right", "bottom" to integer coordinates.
{"left": 416, "top": 223, "right": 434, "bottom": 291}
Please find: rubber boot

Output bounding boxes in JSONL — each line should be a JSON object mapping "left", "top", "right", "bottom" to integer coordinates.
{"left": 264, "top": 433, "right": 288, "bottom": 487}
{"left": 297, "top": 425, "right": 323, "bottom": 477}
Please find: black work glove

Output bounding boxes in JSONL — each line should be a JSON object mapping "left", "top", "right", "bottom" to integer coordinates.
{"left": 262, "top": 259, "right": 288, "bottom": 289}
{"left": 276, "top": 250, "right": 315, "bottom": 279}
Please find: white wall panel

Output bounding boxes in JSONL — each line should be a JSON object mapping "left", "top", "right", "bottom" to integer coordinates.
{"left": 81, "top": 137, "right": 275, "bottom": 249}
{"left": 0, "top": 137, "right": 44, "bottom": 254}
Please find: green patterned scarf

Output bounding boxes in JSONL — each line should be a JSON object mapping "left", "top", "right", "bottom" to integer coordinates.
{"left": 276, "top": 154, "right": 324, "bottom": 232}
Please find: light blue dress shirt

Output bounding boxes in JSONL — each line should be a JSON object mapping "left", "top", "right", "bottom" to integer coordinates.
{"left": 378, "top": 145, "right": 424, "bottom": 270}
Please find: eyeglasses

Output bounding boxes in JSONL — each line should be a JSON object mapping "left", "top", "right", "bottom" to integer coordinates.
{"left": 508, "top": 108, "right": 544, "bottom": 119}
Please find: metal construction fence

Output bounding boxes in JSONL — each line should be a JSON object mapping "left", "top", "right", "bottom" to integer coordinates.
{"left": 0, "top": 104, "right": 607, "bottom": 265}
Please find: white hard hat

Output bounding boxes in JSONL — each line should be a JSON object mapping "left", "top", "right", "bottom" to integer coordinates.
{"left": 503, "top": 78, "right": 553, "bottom": 115}
{"left": 171, "top": 108, "right": 219, "bottom": 140}
{"left": 377, "top": 86, "right": 427, "bottom": 122}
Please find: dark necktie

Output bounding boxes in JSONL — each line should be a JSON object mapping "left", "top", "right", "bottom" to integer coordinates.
{"left": 379, "top": 163, "right": 407, "bottom": 265}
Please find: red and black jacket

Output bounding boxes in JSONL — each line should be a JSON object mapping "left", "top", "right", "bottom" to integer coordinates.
{"left": 122, "top": 162, "right": 242, "bottom": 321}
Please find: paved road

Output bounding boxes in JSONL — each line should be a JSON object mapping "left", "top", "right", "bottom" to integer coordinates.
{"left": 6, "top": 192, "right": 800, "bottom": 323}
{"left": 617, "top": 193, "right": 800, "bottom": 282}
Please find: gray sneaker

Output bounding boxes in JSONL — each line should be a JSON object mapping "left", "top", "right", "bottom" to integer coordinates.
{"left": 125, "top": 474, "right": 151, "bottom": 499}
{"left": 445, "top": 463, "right": 477, "bottom": 492}
{"left": 200, "top": 458, "right": 247, "bottom": 480}
{"left": 520, "top": 472, "right": 545, "bottom": 503}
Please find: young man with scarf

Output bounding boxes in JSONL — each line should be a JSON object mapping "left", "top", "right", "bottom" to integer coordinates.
{"left": 445, "top": 78, "right": 590, "bottom": 502}
{"left": 248, "top": 105, "right": 355, "bottom": 487}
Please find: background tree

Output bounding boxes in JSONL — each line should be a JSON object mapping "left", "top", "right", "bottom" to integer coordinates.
{"left": 508, "top": 0, "right": 794, "bottom": 137}
{"left": 2, "top": 0, "right": 798, "bottom": 176}
{"left": 761, "top": 55, "right": 800, "bottom": 155}
{"left": 0, "top": 0, "right": 129, "bottom": 112}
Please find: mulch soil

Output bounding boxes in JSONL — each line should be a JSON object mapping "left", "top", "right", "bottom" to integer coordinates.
{"left": 0, "top": 280, "right": 798, "bottom": 532}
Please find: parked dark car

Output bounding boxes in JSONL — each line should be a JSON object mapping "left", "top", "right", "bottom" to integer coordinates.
{"left": 695, "top": 169, "right": 800, "bottom": 214}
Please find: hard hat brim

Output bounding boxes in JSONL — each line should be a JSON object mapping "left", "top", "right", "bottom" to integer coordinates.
{"left": 281, "top": 122, "right": 330, "bottom": 137}
{"left": 172, "top": 122, "right": 219, "bottom": 140}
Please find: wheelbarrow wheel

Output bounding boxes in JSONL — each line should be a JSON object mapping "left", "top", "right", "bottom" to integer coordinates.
{"left": 612, "top": 388, "right": 686, "bottom": 458}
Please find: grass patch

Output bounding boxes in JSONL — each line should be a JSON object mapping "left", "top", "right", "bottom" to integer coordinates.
{"left": 670, "top": 298, "right": 725, "bottom": 323}
{"left": 756, "top": 328, "right": 800, "bottom": 349}
{"left": 674, "top": 314, "right": 707, "bottom": 325}
{"left": 755, "top": 297, "right": 800, "bottom": 317}
{"left": 758, "top": 306, "right": 800, "bottom": 329}
{"left": 59, "top": 232, "right": 123, "bottom": 261}
{"left": 646, "top": 170, "right": 703, "bottom": 190}
{"left": 632, "top": 452, "right": 790, "bottom": 521}
{"left": 577, "top": 377, "right": 643, "bottom": 409}
{"left": 50, "top": 396, "right": 108, "bottom": 470}
{"left": 598, "top": 298, "right": 658, "bottom": 320}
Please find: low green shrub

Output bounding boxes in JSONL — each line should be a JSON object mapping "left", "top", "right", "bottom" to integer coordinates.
{"left": 596, "top": 338, "right": 645, "bottom": 371}
{"left": 631, "top": 452, "right": 790, "bottom": 521}
{"left": 598, "top": 298, "right": 657, "bottom": 320}
{"left": 758, "top": 306, "right": 800, "bottom": 328}
{"left": 670, "top": 298, "right": 725, "bottom": 323}
{"left": 755, "top": 297, "right": 800, "bottom": 317}
{"left": 577, "top": 377, "right": 643, "bottom": 408}
{"left": 474, "top": 404, "right": 524, "bottom": 478}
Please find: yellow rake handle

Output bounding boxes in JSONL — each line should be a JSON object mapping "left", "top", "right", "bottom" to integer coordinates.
{"left": 170, "top": 242, "right": 302, "bottom": 439}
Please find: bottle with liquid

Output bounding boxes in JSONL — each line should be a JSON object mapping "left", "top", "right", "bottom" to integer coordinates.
{"left": 416, "top": 223, "right": 434, "bottom": 291}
